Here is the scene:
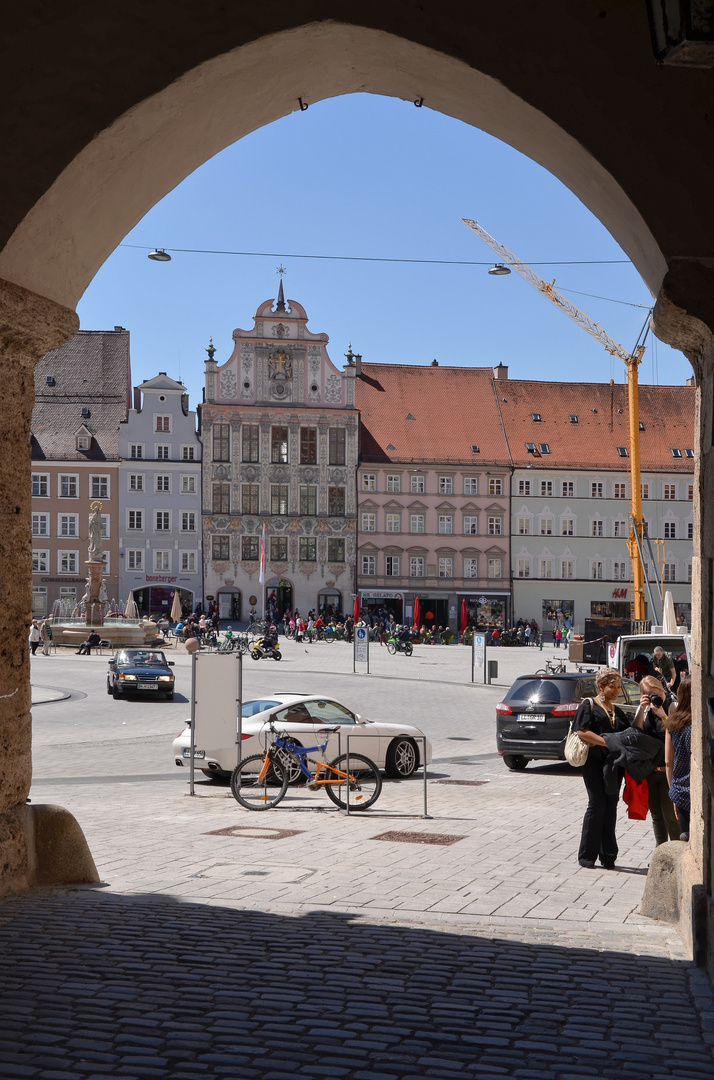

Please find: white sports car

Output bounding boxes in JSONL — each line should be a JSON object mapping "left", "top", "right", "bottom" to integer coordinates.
{"left": 172, "top": 693, "right": 432, "bottom": 780}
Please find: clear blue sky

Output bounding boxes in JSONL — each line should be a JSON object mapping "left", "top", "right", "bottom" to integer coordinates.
{"left": 77, "top": 93, "right": 690, "bottom": 412}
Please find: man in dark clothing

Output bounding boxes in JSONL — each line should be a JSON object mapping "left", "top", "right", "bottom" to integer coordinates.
{"left": 77, "top": 631, "right": 102, "bottom": 655}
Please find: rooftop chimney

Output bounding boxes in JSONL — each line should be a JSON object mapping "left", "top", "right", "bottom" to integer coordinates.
{"left": 494, "top": 363, "right": 508, "bottom": 380}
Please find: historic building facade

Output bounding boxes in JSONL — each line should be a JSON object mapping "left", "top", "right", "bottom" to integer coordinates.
{"left": 498, "top": 375, "right": 696, "bottom": 632}
{"left": 118, "top": 373, "right": 202, "bottom": 615}
{"left": 355, "top": 361, "right": 512, "bottom": 629}
{"left": 201, "top": 286, "right": 358, "bottom": 620}
{"left": 30, "top": 329, "right": 131, "bottom": 616}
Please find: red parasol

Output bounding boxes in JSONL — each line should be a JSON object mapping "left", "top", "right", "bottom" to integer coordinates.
{"left": 460, "top": 598, "right": 468, "bottom": 634}
{"left": 353, "top": 594, "right": 360, "bottom": 623}
{"left": 413, "top": 596, "right": 420, "bottom": 630}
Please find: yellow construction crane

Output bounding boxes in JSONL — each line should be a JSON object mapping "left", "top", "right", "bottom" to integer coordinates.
{"left": 462, "top": 218, "right": 648, "bottom": 620}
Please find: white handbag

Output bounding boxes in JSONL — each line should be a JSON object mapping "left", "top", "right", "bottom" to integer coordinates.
{"left": 564, "top": 721, "right": 589, "bottom": 767}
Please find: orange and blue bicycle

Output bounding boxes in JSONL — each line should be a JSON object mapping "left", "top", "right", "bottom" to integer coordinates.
{"left": 230, "top": 719, "right": 382, "bottom": 812}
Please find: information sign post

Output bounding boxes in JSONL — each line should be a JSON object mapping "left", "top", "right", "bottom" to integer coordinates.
{"left": 353, "top": 625, "right": 370, "bottom": 674}
{"left": 471, "top": 633, "right": 487, "bottom": 685}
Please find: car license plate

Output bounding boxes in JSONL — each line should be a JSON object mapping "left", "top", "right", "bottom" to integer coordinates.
{"left": 517, "top": 713, "right": 546, "bottom": 723}
{"left": 182, "top": 748, "right": 205, "bottom": 759}
{"left": 142, "top": 682, "right": 159, "bottom": 689}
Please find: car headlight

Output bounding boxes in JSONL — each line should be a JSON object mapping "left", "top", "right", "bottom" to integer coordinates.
{"left": 158, "top": 675, "right": 173, "bottom": 682}
{"left": 119, "top": 673, "right": 138, "bottom": 681}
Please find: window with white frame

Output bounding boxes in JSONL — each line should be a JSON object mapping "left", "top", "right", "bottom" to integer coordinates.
{"left": 540, "top": 480, "right": 553, "bottom": 497}
{"left": 76, "top": 434, "right": 91, "bottom": 451}
{"left": 155, "top": 510, "right": 170, "bottom": 531}
{"left": 181, "top": 512, "right": 196, "bottom": 532}
{"left": 59, "top": 474, "right": 78, "bottom": 498}
{"left": 362, "top": 512, "right": 376, "bottom": 533}
{"left": 613, "top": 562, "right": 627, "bottom": 580}
{"left": 156, "top": 474, "right": 171, "bottom": 492}
{"left": 101, "top": 552, "right": 110, "bottom": 576}
{"left": 32, "top": 512, "right": 49, "bottom": 537}
{"left": 181, "top": 445, "right": 195, "bottom": 461}
{"left": 32, "top": 587, "right": 47, "bottom": 616}
{"left": 464, "top": 516, "right": 479, "bottom": 535}
{"left": 90, "top": 475, "right": 109, "bottom": 499}
{"left": 688, "top": 484, "right": 694, "bottom": 501}
{"left": 58, "top": 513, "right": 78, "bottom": 537}
{"left": 386, "top": 513, "right": 401, "bottom": 533}
{"left": 154, "top": 550, "right": 171, "bottom": 572}
{"left": 181, "top": 475, "right": 196, "bottom": 494}
{"left": 561, "top": 559, "right": 574, "bottom": 580}
{"left": 59, "top": 550, "right": 78, "bottom": 574}
{"left": 614, "top": 482, "right": 627, "bottom": 499}
{"left": 438, "top": 557, "right": 453, "bottom": 578}
{"left": 488, "top": 516, "right": 502, "bottom": 535}
{"left": 664, "top": 522, "right": 677, "bottom": 539}
{"left": 464, "top": 477, "right": 478, "bottom": 495}
{"left": 181, "top": 551, "right": 196, "bottom": 573}
{"left": 410, "top": 556, "right": 425, "bottom": 577}
{"left": 464, "top": 557, "right": 479, "bottom": 578}
{"left": 32, "top": 550, "right": 49, "bottom": 573}
{"left": 488, "top": 478, "right": 503, "bottom": 496}
{"left": 155, "top": 415, "right": 171, "bottom": 432}
{"left": 641, "top": 483, "right": 649, "bottom": 499}
{"left": 613, "top": 519, "right": 627, "bottom": 538}
{"left": 561, "top": 518, "right": 574, "bottom": 536}
{"left": 362, "top": 474, "right": 376, "bottom": 492}
{"left": 540, "top": 516, "right": 553, "bottom": 536}
{"left": 591, "top": 560, "right": 603, "bottom": 580}
{"left": 561, "top": 480, "right": 574, "bottom": 497}
{"left": 518, "top": 479, "right": 531, "bottom": 496}
{"left": 438, "top": 515, "right": 453, "bottom": 534}
{"left": 516, "top": 557, "right": 531, "bottom": 578}
{"left": 411, "top": 475, "right": 425, "bottom": 494}
{"left": 539, "top": 557, "right": 554, "bottom": 579}
{"left": 592, "top": 519, "right": 604, "bottom": 537}
{"left": 488, "top": 558, "right": 502, "bottom": 579}
{"left": 591, "top": 482, "right": 603, "bottom": 498}
{"left": 664, "top": 484, "right": 676, "bottom": 500}
{"left": 688, "top": 521, "right": 694, "bottom": 540}
{"left": 439, "top": 476, "right": 453, "bottom": 495}
{"left": 410, "top": 514, "right": 425, "bottom": 533}
{"left": 32, "top": 473, "right": 49, "bottom": 497}
{"left": 156, "top": 445, "right": 170, "bottom": 460}
{"left": 362, "top": 555, "right": 376, "bottom": 575}
{"left": 127, "top": 509, "right": 143, "bottom": 530}
{"left": 129, "top": 444, "right": 143, "bottom": 459}
{"left": 126, "top": 549, "right": 143, "bottom": 571}
{"left": 663, "top": 563, "right": 677, "bottom": 582}
{"left": 385, "top": 556, "right": 401, "bottom": 576}
{"left": 517, "top": 517, "right": 531, "bottom": 535}
{"left": 100, "top": 514, "right": 109, "bottom": 538}
{"left": 386, "top": 474, "right": 401, "bottom": 493}
{"left": 129, "top": 473, "right": 144, "bottom": 491}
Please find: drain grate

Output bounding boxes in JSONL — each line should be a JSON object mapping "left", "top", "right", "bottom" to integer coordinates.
{"left": 435, "top": 779, "right": 489, "bottom": 786}
{"left": 206, "top": 825, "right": 303, "bottom": 840}
{"left": 373, "top": 830, "right": 465, "bottom": 846}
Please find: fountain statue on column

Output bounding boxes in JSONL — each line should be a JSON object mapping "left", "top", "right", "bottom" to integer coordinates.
{"left": 85, "top": 500, "right": 106, "bottom": 627}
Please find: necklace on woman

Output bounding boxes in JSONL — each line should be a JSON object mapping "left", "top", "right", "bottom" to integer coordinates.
{"left": 597, "top": 694, "right": 616, "bottom": 729}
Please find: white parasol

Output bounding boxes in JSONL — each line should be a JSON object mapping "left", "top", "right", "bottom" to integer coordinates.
{"left": 170, "top": 590, "right": 183, "bottom": 623}
{"left": 124, "top": 591, "right": 136, "bottom": 618}
{"left": 662, "top": 590, "right": 678, "bottom": 634}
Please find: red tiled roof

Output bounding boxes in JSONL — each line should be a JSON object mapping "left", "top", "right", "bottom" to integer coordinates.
{"left": 356, "top": 364, "right": 511, "bottom": 466}
{"left": 496, "top": 379, "right": 695, "bottom": 471}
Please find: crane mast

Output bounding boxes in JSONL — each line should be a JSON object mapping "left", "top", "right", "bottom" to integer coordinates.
{"left": 462, "top": 218, "right": 648, "bottom": 620}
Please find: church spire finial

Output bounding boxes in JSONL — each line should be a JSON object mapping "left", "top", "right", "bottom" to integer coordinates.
{"left": 275, "top": 264, "right": 287, "bottom": 313}
{"left": 205, "top": 337, "right": 216, "bottom": 362}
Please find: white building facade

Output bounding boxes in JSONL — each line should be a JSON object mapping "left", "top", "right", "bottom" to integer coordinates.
{"left": 118, "top": 374, "right": 202, "bottom": 615}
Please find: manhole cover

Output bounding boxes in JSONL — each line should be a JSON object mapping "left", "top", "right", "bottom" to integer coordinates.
{"left": 372, "top": 831, "right": 465, "bottom": 846}
{"left": 206, "top": 825, "right": 303, "bottom": 840}
{"left": 435, "top": 779, "right": 489, "bottom": 786}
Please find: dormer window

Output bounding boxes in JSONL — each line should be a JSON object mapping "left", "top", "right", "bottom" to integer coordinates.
{"left": 77, "top": 434, "right": 91, "bottom": 450}
{"left": 539, "top": 443, "right": 550, "bottom": 455}
{"left": 639, "top": 422, "right": 645, "bottom": 431}
{"left": 671, "top": 448, "right": 683, "bottom": 458}
{"left": 471, "top": 445, "right": 480, "bottom": 453}
{"left": 569, "top": 415, "right": 578, "bottom": 423}
{"left": 525, "top": 442, "right": 537, "bottom": 454}
{"left": 684, "top": 448, "right": 694, "bottom": 458}
{"left": 617, "top": 446, "right": 628, "bottom": 457}
{"left": 531, "top": 413, "right": 541, "bottom": 422}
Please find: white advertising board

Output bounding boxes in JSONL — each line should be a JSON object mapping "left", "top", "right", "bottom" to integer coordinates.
{"left": 190, "top": 652, "right": 241, "bottom": 792}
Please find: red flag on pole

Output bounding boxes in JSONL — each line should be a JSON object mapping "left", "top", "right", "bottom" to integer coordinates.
{"left": 460, "top": 597, "right": 468, "bottom": 633}
{"left": 413, "top": 596, "right": 420, "bottom": 630}
{"left": 353, "top": 595, "right": 360, "bottom": 623}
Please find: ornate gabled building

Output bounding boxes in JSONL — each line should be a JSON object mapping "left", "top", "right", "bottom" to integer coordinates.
{"left": 201, "top": 284, "right": 358, "bottom": 620}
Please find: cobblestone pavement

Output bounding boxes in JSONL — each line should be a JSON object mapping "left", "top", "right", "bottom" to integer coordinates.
{"left": 2, "top": 639, "right": 711, "bottom": 1078}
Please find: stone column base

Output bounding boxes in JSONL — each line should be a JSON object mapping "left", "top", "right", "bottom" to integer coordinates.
{"left": 0, "top": 803, "right": 99, "bottom": 898}
{"left": 641, "top": 841, "right": 709, "bottom": 965}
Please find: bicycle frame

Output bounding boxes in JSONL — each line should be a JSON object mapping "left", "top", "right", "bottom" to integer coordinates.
{"left": 266, "top": 733, "right": 351, "bottom": 786}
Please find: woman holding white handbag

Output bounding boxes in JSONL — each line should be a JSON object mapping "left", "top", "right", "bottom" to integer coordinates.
{"left": 572, "top": 668, "right": 642, "bottom": 870}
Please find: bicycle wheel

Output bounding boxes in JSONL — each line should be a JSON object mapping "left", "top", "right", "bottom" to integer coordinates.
{"left": 386, "top": 642, "right": 397, "bottom": 655}
{"left": 325, "top": 754, "right": 382, "bottom": 811}
{"left": 404, "top": 642, "right": 413, "bottom": 656}
{"left": 230, "top": 754, "right": 288, "bottom": 810}
{"left": 534, "top": 668, "right": 547, "bottom": 675}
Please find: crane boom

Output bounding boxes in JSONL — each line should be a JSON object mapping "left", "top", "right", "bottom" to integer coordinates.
{"left": 462, "top": 217, "right": 649, "bottom": 621}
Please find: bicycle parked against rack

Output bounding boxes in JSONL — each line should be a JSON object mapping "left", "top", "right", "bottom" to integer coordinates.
{"left": 217, "top": 633, "right": 250, "bottom": 655}
{"left": 535, "top": 657, "right": 567, "bottom": 675}
{"left": 230, "top": 720, "right": 382, "bottom": 811}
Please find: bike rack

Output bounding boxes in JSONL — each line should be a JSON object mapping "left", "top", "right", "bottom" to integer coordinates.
{"left": 343, "top": 732, "right": 431, "bottom": 819}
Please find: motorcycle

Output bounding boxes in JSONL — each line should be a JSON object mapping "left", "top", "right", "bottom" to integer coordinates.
{"left": 386, "top": 635, "right": 413, "bottom": 656}
{"left": 250, "top": 636, "right": 282, "bottom": 661}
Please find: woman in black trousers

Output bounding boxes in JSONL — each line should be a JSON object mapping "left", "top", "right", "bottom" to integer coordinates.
{"left": 573, "top": 668, "right": 641, "bottom": 869}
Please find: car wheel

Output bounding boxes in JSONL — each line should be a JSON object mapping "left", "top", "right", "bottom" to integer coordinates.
{"left": 112, "top": 684, "right": 120, "bottom": 699}
{"left": 165, "top": 692, "right": 174, "bottom": 701}
{"left": 502, "top": 754, "right": 529, "bottom": 771}
{"left": 106, "top": 679, "right": 112, "bottom": 696}
{"left": 385, "top": 737, "right": 419, "bottom": 778}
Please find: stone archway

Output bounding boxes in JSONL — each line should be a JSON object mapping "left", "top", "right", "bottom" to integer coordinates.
{"left": 2, "top": 6, "right": 714, "bottom": 967}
